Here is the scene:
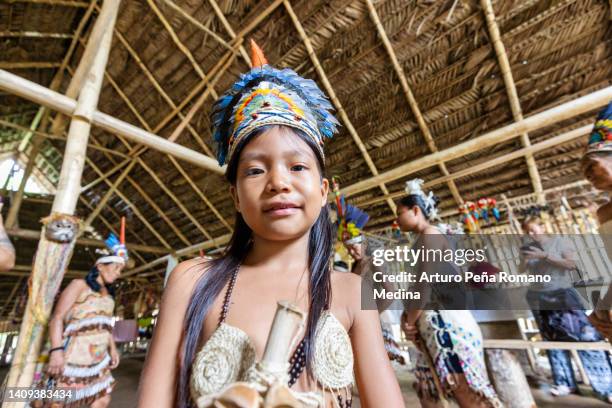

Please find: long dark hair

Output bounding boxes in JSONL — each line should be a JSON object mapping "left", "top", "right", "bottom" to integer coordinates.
{"left": 176, "top": 126, "right": 334, "bottom": 407}
{"left": 85, "top": 266, "right": 116, "bottom": 298}
{"left": 398, "top": 194, "right": 440, "bottom": 220}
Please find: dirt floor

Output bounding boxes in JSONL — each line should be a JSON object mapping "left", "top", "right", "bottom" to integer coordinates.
{"left": 2, "top": 357, "right": 610, "bottom": 407}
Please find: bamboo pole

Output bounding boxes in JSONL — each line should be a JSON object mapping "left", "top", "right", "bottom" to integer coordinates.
{"left": 205, "top": 0, "right": 251, "bottom": 65}
{"left": 5, "top": 108, "right": 46, "bottom": 228}
{"left": 123, "top": 232, "right": 232, "bottom": 277}
{"left": 84, "top": 156, "right": 174, "bottom": 250}
{"left": 0, "top": 119, "right": 129, "bottom": 159}
{"left": 0, "top": 69, "right": 222, "bottom": 173}
{"left": 49, "top": 0, "right": 119, "bottom": 137}
{"left": 111, "top": 29, "right": 214, "bottom": 157}
{"left": 6, "top": 227, "right": 168, "bottom": 254}
{"left": 342, "top": 86, "right": 612, "bottom": 197}
{"left": 161, "top": 0, "right": 238, "bottom": 56}
{"left": 356, "top": 124, "right": 591, "bottom": 207}
{"left": 0, "top": 31, "right": 73, "bottom": 39}
{"left": 98, "top": 64, "right": 234, "bottom": 232}
{"left": 0, "top": 62, "right": 60, "bottom": 69}
{"left": 3, "top": 0, "right": 93, "bottom": 227}
{"left": 0, "top": 278, "right": 23, "bottom": 317}
{"left": 365, "top": 0, "right": 463, "bottom": 206}
{"left": 83, "top": 160, "right": 137, "bottom": 228}
{"left": 283, "top": 0, "right": 397, "bottom": 215}
{"left": 6, "top": 0, "right": 88, "bottom": 6}
{"left": 481, "top": 0, "right": 545, "bottom": 204}
{"left": 5, "top": 0, "right": 120, "bottom": 395}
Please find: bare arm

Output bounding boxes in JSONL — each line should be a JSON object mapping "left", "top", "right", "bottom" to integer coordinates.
{"left": 0, "top": 213, "right": 15, "bottom": 271}
{"left": 138, "top": 259, "right": 204, "bottom": 408}
{"left": 46, "top": 279, "right": 87, "bottom": 376}
{"left": 346, "top": 273, "right": 404, "bottom": 408}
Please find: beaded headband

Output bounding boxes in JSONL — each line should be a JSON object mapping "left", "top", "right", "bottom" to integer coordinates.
{"left": 585, "top": 101, "right": 612, "bottom": 156}
{"left": 211, "top": 40, "right": 339, "bottom": 166}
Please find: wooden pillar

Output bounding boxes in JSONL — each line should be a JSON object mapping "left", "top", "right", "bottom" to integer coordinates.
{"left": 5, "top": 0, "right": 120, "bottom": 396}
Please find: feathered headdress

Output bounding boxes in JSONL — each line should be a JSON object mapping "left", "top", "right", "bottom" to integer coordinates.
{"left": 405, "top": 178, "right": 439, "bottom": 221}
{"left": 97, "top": 216, "right": 128, "bottom": 265}
{"left": 331, "top": 177, "right": 369, "bottom": 244}
{"left": 585, "top": 100, "right": 612, "bottom": 156}
{"left": 211, "top": 40, "right": 339, "bottom": 166}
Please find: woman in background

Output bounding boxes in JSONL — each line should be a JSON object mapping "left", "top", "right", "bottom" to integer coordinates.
{"left": 398, "top": 179, "right": 501, "bottom": 408}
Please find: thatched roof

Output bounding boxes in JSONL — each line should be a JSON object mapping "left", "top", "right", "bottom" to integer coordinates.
{"left": 0, "top": 0, "right": 610, "bottom": 307}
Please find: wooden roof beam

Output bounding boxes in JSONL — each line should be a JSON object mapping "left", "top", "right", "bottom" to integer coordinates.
{"left": 340, "top": 86, "right": 612, "bottom": 197}
{"left": 0, "top": 31, "right": 73, "bottom": 39}
{"left": 4, "top": 0, "right": 89, "bottom": 7}
{"left": 365, "top": 0, "right": 464, "bottom": 206}
{"left": 0, "top": 62, "right": 61, "bottom": 69}
{"left": 283, "top": 0, "right": 397, "bottom": 215}
{"left": 480, "top": 0, "right": 545, "bottom": 204}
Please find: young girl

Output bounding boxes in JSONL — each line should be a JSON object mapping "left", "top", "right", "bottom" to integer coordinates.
{"left": 397, "top": 179, "right": 501, "bottom": 408}
{"left": 138, "top": 41, "right": 404, "bottom": 408}
{"left": 34, "top": 253, "right": 124, "bottom": 408}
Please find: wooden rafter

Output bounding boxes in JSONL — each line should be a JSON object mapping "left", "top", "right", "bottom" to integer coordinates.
{"left": 356, "top": 124, "right": 591, "bottom": 207}
{"left": 0, "top": 62, "right": 60, "bottom": 69}
{"left": 480, "top": 0, "right": 545, "bottom": 204}
{"left": 365, "top": 0, "right": 464, "bottom": 206}
{"left": 283, "top": 0, "right": 397, "bottom": 215}
{"left": 0, "top": 31, "right": 72, "bottom": 39}
{"left": 341, "top": 86, "right": 612, "bottom": 197}
{"left": 101, "top": 67, "right": 234, "bottom": 233}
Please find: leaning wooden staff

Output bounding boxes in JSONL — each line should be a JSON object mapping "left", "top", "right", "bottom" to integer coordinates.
{"left": 197, "top": 301, "right": 321, "bottom": 408}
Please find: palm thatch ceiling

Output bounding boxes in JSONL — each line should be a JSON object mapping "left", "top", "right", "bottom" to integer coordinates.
{"left": 0, "top": 0, "right": 611, "bottom": 307}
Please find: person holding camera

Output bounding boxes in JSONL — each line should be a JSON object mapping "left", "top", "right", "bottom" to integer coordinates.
{"left": 521, "top": 216, "right": 612, "bottom": 401}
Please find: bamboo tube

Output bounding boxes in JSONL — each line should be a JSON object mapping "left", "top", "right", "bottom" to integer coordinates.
{"left": 4, "top": 2, "right": 121, "bottom": 396}
{"left": 283, "top": 0, "right": 397, "bottom": 215}
{"left": 481, "top": 0, "right": 545, "bottom": 204}
{"left": 342, "top": 86, "right": 612, "bottom": 197}
{"left": 365, "top": 0, "right": 463, "bottom": 206}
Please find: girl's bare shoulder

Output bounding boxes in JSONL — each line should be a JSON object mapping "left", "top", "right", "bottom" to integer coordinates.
{"left": 330, "top": 271, "right": 362, "bottom": 328}
{"left": 165, "top": 258, "right": 210, "bottom": 293}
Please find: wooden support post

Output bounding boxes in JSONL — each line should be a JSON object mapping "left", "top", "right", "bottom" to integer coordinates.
{"left": 4, "top": 1, "right": 120, "bottom": 395}
{"left": 481, "top": 0, "right": 544, "bottom": 204}
{"left": 283, "top": 0, "right": 397, "bottom": 214}
{"left": 365, "top": 0, "right": 464, "bottom": 206}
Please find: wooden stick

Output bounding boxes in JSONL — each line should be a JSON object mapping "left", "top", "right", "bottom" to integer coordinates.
{"left": 365, "top": 0, "right": 463, "bottom": 206}
{"left": 6, "top": 0, "right": 88, "bottom": 6}
{"left": 481, "top": 0, "right": 544, "bottom": 204}
{"left": 283, "top": 0, "right": 397, "bottom": 215}
{"left": 206, "top": 0, "right": 251, "bottom": 65}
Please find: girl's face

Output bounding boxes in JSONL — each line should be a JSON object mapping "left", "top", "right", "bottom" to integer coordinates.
{"left": 230, "top": 126, "right": 329, "bottom": 241}
{"left": 98, "top": 262, "right": 123, "bottom": 284}
{"left": 582, "top": 154, "right": 612, "bottom": 191}
{"left": 397, "top": 205, "right": 422, "bottom": 232}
